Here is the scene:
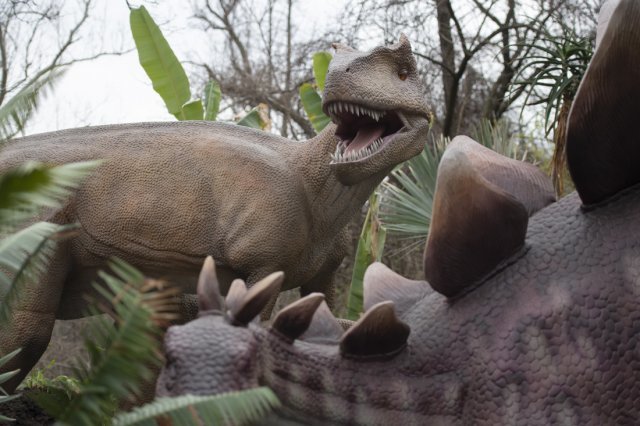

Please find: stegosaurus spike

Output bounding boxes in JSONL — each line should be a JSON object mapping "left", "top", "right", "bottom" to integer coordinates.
{"left": 300, "top": 301, "right": 345, "bottom": 344}
{"left": 424, "top": 140, "right": 529, "bottom": 298}
{"left": 270, "top": 293, "right": 325, "bottom": 342}
{"left": 566, "top": 0, "right": 640, "bottom": 206}
{"left": 226, "top": 272, "right": 284, "bottom": 326}
{"left": 339, "top": 301, "right": 410, "bottom": 361}
{"left": 363, "top": 262, "right": 429, "bottom": 317}
{"left": 196, "top": 256, "right": 224, "bottom": 314}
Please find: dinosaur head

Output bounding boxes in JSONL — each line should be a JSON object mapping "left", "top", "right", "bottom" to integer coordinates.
{"left": 322, "top": 34, "right": 431, "bottom": 185}
{"left": 155, "top": 257, "right": 283, "bottom": 396}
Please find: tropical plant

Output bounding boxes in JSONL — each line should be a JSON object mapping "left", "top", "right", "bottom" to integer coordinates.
{"left": 0, "top": 348, "right": 21, "bottom": 422}
{"left": 511, "top": 21, "right": 594, "bottom": 195}
{"left": 129, "top": 5, "right": 268, "bottom": 130}
{"left": 0, "top": 69, "right": 66, "bottom": 141}
{"left": 112, "top": 388, "right": 280, "bottom": 426}
{"left": 345, "top": 192, "right": 386, "bottom": 320}
{"left": 0, "top": 159, "right": 98, "bottom": 421}
{"left": 299, "top": 51, "right": 332, "bottom": 133}
{"left": 379, "top": 120, "right": 524, "bottom": 245}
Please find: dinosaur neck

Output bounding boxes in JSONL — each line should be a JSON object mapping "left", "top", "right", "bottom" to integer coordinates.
{"left": 294, "top": 124, "right": 388, "bottom": 234}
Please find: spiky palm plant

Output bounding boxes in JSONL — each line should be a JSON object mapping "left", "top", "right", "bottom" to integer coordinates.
{"left": 379, "top": 120, "right": 523, "bottom": 245}
{"left": 511, "top": 22, "right": 593, "bottom": 195}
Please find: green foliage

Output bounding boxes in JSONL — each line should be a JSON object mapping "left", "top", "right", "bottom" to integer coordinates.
{"left": 130, "top": 6, "right": 195, "bottom": 120}
{"left": 0, "top": 222, "right": 75, "bottom": 325}
{"left": 312, "top": 51, "right": 332, "bottom": 92}
{"left": 236, "top": 106, "right": 268, "bottom": 129}
{"left": 44, "top": 259, "right": 176, "bottom": 425}
{"left": 380, "top": 136, "right": 445, "bottom": 239}
{"left": 129, "top": 6, "right": 265, "bottom": 129}
{"left": 380, "top": 120, "right": 522, "bottom": 242}
{"left": 299, "top": 51, "right": 332, "bottom": 133}
{"left": 203, "top": 80, "right": 222, "bottom": 121}
{"left": 0, "top": 161, "right": 100, "bottom": 232}
{"left": 512, "top": 23, "right": 593, "bottom": 136}
{"left": 0, "top": 69, "right": 65, "bottom": 141}
{"left": 346, "top": 193, "right": 386, "bottom": 320}
{"left": 0, "top": 160, "right": 99, "bottom": 324}
{"left": 300, "top": 83, "right": 331, "bottom": 132}
{"left": 113, "top": 389, "right": 280, "bottom": 426}
{"left": 0, "top": 349, "right": 21, "bottom": 422}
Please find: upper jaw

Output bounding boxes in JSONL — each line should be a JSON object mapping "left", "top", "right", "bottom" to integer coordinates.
{"left": 323, "top": 100, "right": 425, "bottom": 165}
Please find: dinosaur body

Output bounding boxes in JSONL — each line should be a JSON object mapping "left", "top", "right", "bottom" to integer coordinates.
{"left": 160, "top": 186, "right": 640, "bottom": 424}
{"left": 0, "top": 36, "right": 431, "bottom": 391}
{"left": 156, "top": 1, "right": 640, "bottom": 424}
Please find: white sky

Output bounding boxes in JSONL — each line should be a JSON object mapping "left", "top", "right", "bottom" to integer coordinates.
{"left": 25, "top": 0, "right": 346, "bottom": 135}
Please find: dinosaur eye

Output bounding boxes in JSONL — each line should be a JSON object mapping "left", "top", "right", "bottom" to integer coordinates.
{"left": 398, "top": 68, "right": 408, "bottom": 81}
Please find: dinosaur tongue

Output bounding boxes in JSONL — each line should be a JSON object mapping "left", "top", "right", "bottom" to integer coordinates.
{"left": 345, "top": 124, "right": 385, "bottom": 154}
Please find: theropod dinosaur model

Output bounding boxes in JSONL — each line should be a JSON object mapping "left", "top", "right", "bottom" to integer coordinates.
{"left": 156, "top": 1, "right": 640, "bottom": 423}
{"left": 0, "top": 36, "right": 431, "bottom": 391}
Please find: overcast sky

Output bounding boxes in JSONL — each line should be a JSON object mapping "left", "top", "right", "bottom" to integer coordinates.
{"left": 25, "top": 0, "right": 346, "bottom": 136}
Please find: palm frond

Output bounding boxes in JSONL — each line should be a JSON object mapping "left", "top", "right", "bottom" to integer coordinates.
{"left": 0, "top": 69, "right": 66, "bottom": 141}
{"left": 0, "top": 348, "right": 21, "bottom": 422}
{"left": 0, "top": 222, "right": 74, "bottom": 324}
{"left": 379, "top": 135, "right": 447, "bottom": 238}
{"left": 113, "top": 388, "right": 281, "bottom": 426}
{"left": 0, "top": 160, "right": 100, "bottom": 233}
{"left": 380, "top": 121, "right": 522, "bottom": 241}
{"left": 44, "top": 259, "right": 178, "bottom": 425}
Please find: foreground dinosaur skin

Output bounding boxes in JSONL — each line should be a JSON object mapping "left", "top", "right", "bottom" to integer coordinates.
{"left": 0, "top": 36, "right": 431, "bottom": 391}
{"left": 156, "top": 1, "right": 640, "bottom": 424}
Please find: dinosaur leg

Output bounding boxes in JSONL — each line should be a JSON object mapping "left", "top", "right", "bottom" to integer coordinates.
{"left": 300, "top": 270, "right": 338, "bottom": 311}
{"left": 0, "top": 241, "right": 71, "bottom": 393}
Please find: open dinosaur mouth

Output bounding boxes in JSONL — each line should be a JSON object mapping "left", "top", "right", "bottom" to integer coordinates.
{"left": 326, "top": 101, "right": 405, "bottom": 163}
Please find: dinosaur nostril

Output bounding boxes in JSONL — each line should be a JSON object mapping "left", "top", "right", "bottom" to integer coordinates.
{"left": 346, "top": 67, "right": 350, "bottom": 73}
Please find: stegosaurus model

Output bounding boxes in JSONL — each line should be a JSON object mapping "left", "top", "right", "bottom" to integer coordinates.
{"left": 156, "top": 1, "right": 640, "bottom": 424}
{"left": 0, "top": 37, "right": 431, "bottom": 391}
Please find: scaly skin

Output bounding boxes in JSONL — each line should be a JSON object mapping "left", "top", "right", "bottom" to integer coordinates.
{"left": 156, "top": 2, "right": 640, "bottom": 424}
{"left": 157, "top": 185, "right": 640, "bottom": 425}
{"left": 0, "top": 36, "right": 431, "bottom": 392}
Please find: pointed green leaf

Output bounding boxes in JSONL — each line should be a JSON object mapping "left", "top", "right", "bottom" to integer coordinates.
{"left": 312, "top": 51, "right": 332, "bottom": 92}
{"left": 130, "top": 6, "right": 191, "bottom": 119}
{"left": 203, "top": 80, "right": 222, "bottom": 121}
{"left": 299, "top": 83, "right": 331, "bottom": 133}
{"left": 180, "top": 99, "right": 204, "bottom": 121}
{"left": 346, "top": 193, "right": 386, "bottom": 320}
{"left": 237, "top": 107, "right": 267, "bottom": 130}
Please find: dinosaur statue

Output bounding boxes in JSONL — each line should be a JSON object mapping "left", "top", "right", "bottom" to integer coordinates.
{"left": 0, "top": 36, "right": 431, "bottom": 392}
{"left": 155, "top": 1, "right": 640, "bottom": 424}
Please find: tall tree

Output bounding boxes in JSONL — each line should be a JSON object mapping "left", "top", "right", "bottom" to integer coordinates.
{"left": 338, "top": 0, "right": 594, "bottom": 137}
{"left": 192, "top": 0, "right": 333, "bottom": 139}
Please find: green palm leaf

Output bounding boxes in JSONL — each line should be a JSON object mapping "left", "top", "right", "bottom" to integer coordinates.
{"left": 130, "top": 6, "right": 193, "bottom": 120}
{"left": 0, "top": 69, "right": 65, "bottom": 141}
{"left": 0, "top": 222, "right": 74, "bottom": 325}
{"left": 300, "top": 83, "right": 331, "bottom": 132}
{"left": 0, "top": 160, "right": 100, "bottom": 232}
{"left": 113, "top": 388, "right": 280, "bottom": 426}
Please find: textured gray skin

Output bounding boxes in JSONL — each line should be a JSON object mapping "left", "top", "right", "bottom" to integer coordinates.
{"left": 0, "top": 37, "right": 430, "bottom": 392}
{"left": 156, "top": 2, "right": 640, "bottom": 424}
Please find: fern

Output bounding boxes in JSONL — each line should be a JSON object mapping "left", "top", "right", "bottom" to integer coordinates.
{"left": 43, "top": 259, "right": 178, "bottom": 425}
{"left": 113, "top": 389, "right": 281, "bottom": 426}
